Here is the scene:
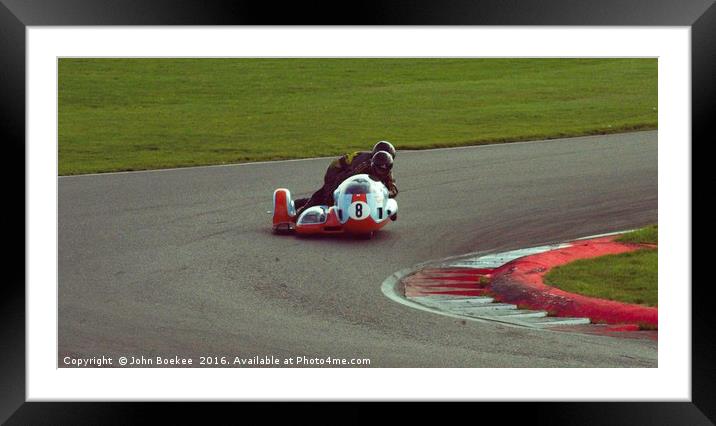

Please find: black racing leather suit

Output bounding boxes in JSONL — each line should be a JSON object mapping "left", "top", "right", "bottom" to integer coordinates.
{"left": 294, "top": 151, "right": 398, "bottom": 217}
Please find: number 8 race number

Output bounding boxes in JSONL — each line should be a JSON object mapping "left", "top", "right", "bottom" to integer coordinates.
{"left": 349, "top": 201, "right": 370, "bottom": 220}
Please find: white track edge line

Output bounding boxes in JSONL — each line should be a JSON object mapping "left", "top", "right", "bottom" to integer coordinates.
{"left": 380, "top": 229, "right": 642, "bottom": 331}
{"left": 380, "top": 268, "right": 538, "bottom": 330}
{"left": 58, "top": 130, "right": 657, "bottom": 179}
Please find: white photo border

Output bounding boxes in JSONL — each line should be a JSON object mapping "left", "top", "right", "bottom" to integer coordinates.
{"left": 28, "top": 27, "right": 689, "bottom": 401}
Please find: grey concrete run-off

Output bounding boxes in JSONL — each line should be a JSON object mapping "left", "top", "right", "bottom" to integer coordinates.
{"left": 59, "top": 131, "right": 658, "bottom": 367}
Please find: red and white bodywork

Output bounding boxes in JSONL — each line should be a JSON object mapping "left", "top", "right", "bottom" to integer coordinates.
{"left": 272, "top": 174, "right": 398, "bottom": 237}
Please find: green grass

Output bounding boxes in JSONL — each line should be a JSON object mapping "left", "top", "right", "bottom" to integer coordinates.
{"left": 616, "top": 224, "right": 658, "bottom": 244}
{"left": 58, "top": 58, "right": 657, "bottom": 175}
{"left": 544, "top": 249, "right": 657, "bottom": 307}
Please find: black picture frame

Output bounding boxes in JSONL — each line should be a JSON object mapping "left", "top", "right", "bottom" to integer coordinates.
{"left": 2, "top": 0, "right": 710, "bottom": 422}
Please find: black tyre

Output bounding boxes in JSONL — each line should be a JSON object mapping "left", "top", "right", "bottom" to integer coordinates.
{"left": 273, "top": 223, "right": 293, "bottom": 235}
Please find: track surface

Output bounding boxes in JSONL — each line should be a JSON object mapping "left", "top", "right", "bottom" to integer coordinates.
{"left": 59, "top": 131, "right": 658, "bottom": 367}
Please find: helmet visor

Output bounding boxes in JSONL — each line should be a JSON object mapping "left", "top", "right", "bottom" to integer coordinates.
{"left": 373, "top": 163, "right": 392, "bottom": 176}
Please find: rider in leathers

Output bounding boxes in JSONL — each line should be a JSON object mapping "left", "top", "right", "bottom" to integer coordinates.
{"left": 294, "top": 141, "right": 397, "bottom": 218}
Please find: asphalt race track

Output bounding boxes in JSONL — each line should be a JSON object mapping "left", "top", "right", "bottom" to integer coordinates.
{"left": 59, "top": 131, "right": 658, "bottom": 367}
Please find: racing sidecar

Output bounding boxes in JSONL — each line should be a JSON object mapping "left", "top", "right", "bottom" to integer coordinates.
{"left": 272, "top": 174, "right": 398, "bottom": 237}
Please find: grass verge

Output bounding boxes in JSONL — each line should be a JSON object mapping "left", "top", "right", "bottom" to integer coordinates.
{"left": 544, "top": 247, "right": 657, "bottom": 307}
{"left": 59, "top": 58, "right": 657, "bottom": 175}
{"left": 616, "top": 224, "right": 658, "bottom": 244}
